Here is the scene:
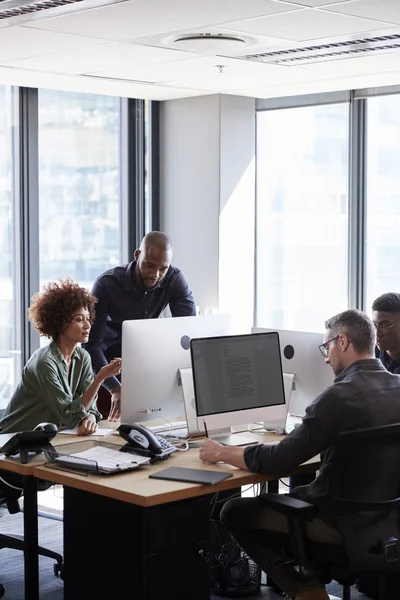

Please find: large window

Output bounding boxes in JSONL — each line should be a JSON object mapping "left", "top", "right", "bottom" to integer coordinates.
{"left": 38, "top": 90, "right": 122, "bottom": 291}
{"left": 0, "top": 86, "right": 21, "bottom": 408}
{"left": 365, "top": 95, "right": 400, "bottom": 311}
{"left": 256, "top": 104, "right": 349, "bottom": 332}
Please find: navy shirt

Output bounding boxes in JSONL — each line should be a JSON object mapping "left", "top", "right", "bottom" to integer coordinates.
{"left": 376, "top": 348, "right": 400, "bottom": 374}
{"left": 244, "top": 359, "right": 400, "bottom": 513}
{"left": 84, "top": 261, "right": 196, "bottom": 390}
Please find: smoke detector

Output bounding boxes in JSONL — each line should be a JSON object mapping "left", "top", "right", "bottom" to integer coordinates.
{"left": 171, "top": 33, "right": 256, "bottom": 55}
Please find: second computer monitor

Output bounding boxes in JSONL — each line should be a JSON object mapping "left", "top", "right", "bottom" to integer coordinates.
{"left": 251, "top": 327, "right": 334, "bottom": 415}
{"left": 121, "top": 315, "right": 232, "bottom": 425}
{"left": 191, "top": 332, "right": 287, "bottom": 433}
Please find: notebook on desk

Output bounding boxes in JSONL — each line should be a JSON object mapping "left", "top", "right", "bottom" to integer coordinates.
{"left": 45, "top": 443, "right": 150, "bottom": 475}
{"left": 149, "top": 466, "right": 233, "bottom": 485}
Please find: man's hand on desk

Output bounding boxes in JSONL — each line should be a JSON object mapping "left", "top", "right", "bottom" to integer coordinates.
{"left": 77, "top": 414, "right": 98, "bottom": 436}
{"left": 199, "top": 438, "right": 248, "bottom": 471}
{"left": 108, "top": 387, "right": 121, "bottom": 422}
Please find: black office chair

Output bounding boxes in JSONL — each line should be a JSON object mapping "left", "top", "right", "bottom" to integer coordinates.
{"left": 252, "top": 423, "right": 400, "bottom": 600}
{"left": 0, "top": 485, "right": 63, "bottom": 598}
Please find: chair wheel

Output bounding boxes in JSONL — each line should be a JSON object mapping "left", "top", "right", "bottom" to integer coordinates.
{"left": 0, "top": 583, "right": 5, "bottom": 597}
{"left": 54, "top": 562, "right": 63, "bottom": 577}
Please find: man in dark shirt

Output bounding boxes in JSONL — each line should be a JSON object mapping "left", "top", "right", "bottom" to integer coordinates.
{"left": 200, "top": 309, "right": 400, "bottom": 600}
{"left": 372, "top": 292, "right": 400, "bottom": 374}
{"left": 84, "top": 231, "right": 196, "bottom": 420}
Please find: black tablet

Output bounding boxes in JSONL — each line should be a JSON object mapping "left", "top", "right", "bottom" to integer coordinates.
{"left": 149, "top": 466, "right": 233, "bottom": 485}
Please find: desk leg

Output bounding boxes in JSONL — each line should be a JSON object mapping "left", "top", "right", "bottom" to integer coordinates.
{"left": 23, "top": 475, "right": 39, "bottom": 600}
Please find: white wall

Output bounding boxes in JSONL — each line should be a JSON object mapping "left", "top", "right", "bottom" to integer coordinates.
{"left": 160, "top": 94, "right": 255, "bottom": 329}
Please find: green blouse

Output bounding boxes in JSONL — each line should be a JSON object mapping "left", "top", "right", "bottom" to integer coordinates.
{"left": 0, "top": 341, "right": 101, "bottom": 433}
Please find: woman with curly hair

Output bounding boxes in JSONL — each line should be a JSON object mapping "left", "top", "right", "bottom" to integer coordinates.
{"left": 0, "top": 279, "right": 121, "bottom": 435}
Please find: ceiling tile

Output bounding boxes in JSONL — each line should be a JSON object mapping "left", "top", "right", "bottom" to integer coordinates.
{"left": 89, "top": 54, "right": 290, "bottom": 82}
{"left": 131, "top": 25, "right": 296, "bottom": 59}
{"left": 298, "top": 51, "right": 400, "bottom": 77}
{"left": 326, "top": 0, "right": 400, "bottom": 26}
{"left": 219, "top": 8, "right": 396, "bottom": 40}
{"left": 276, "top": 0, "right": 353, "bottom": 6}
{"left": 0, "top": 26, "right": 101, "bottom": 62}
{"left": 157, "top": 65, "right": 313, "bottom": 92}
{"left": 21, "top": 0, "right": 300, "bottom": 41}
{"left": 1, "top": 43, "right": 197, "bottom": 74}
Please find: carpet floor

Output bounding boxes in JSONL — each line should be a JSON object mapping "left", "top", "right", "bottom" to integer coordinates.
{"left": 0, "top": 508, "right": 374, "bottom": 600}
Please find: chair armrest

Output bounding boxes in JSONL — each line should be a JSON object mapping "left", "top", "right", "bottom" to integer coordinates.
{"left": 260, "top": 493, "right": 318, "bottom": 518}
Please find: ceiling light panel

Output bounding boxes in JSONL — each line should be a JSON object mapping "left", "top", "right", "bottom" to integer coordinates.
{"left": 241, "top": 33, "right": 400, "bottom": 66}
{"left": 0, "top": 0, "right": 128, "bottom": 27}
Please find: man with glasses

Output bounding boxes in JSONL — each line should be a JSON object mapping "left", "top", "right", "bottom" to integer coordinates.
{"left": 372, "top": 292, "right": 400, "bottom": 374}
{"left": 199, "top": 309, "right": 400, "bottom": 600}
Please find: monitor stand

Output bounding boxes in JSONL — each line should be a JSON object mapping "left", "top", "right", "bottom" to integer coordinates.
{"left": 210, "top": 428, "right": 260, "bottom": 447}
{"left": 178, "top": 367, "right": 202, "bottom": 438}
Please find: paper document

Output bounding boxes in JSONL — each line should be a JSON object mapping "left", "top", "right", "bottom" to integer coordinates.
{"left": 59, "top": 428, "right": 114, "bottom": 437}
{"left": 52, "top": 445, "right": 150, "bottom": 474}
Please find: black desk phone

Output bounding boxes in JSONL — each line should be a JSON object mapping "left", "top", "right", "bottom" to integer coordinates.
{"left": 0, "top": 423, "right": 58, "bottom": 464}
{"left": 117, "top": 423, "right": 177, "bottom": 461}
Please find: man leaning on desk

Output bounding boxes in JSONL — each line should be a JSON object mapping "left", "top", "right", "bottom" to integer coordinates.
{"left": 83, "top": 231, "right": 196, "bottom": 422}
{"left": 200, "top": 309, "right": 400, "bottom": 600}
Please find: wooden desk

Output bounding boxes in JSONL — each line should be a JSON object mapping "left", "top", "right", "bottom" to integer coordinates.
{"left": 0, "top": 423, "right": 120, "bottom": 600}
{"left": 34, "top": 433, "right": 320, "bottom": 600}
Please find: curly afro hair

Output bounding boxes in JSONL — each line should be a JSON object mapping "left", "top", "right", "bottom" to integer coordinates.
{"left": 28, "top": 279, "right": 97, "bottom": 340}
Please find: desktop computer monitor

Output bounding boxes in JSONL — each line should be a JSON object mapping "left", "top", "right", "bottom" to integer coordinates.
{"left": 251, "top": 327, "right": 334, "bottom": 416}
{"left": 121, "top": 315, "right": 233, "bottom": 425}
{"left": 190, "top": 332, "right": 287, "bottom": 437}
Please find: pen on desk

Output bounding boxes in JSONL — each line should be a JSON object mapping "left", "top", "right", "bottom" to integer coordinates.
{"left": 203, "top": 420, "right": 208, "bottom": 438}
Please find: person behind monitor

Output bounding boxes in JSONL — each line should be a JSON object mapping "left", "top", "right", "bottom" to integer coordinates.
{"left": 199, "top": 309, "right": 400, "bottom": 600}
{"left": 372, "top": 292, "right": 400, "bottom": 374}
{"left": 84, "top": 230, "right": 196, "bottom": 421}
{"left": 0, "top": 279, "right": 121, "bottom": 435}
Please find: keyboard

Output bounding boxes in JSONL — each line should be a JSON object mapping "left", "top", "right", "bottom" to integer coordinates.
{"left": 149, "top": 421, "right": 187, "bottom": 434}
{"left": 165, "top": 428, "right": 189, "bottom": 439}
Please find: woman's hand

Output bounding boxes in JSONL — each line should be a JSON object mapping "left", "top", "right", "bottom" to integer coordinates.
{"left": 77, "top": 414, "right": 98, "bottom": 436}
{"left": 99, "top": 358, "right": 122, "bottom": 382}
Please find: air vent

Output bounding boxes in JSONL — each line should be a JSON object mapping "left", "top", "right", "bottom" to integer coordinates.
{"left": 240, "top": 34, "right": 400, "bottom": 66}
{"left": 0, "top": 0, "right": 127, "bottom": 26}
{"left": 169, "top": 32, "right": 256, "bottom": 54}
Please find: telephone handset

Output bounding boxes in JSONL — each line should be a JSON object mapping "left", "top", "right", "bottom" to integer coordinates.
{"left": 118, "top": 423, "right": 162, "bottom": 455}
{"left": 117, "top": 423, "right": 177, "bottom": 460}
{"left": 0, "top": 423, "right": 58, "bottom": 464}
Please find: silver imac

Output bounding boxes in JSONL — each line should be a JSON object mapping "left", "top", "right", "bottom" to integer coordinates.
{"left": 252, "top": 327, "right": 334, "bottom": 416}
{"left": 121, "top": 315, "right": 233, "bottom": 426}
{"left": 191, "top": 332, "right": 287, "bottom": 446}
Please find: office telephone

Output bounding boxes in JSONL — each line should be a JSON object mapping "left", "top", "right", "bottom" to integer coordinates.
{"left": 117, "top": 423, "right": 177, "bottom": 460}
{"left": 0, "top": 423, "right": 58, "bottom": 464}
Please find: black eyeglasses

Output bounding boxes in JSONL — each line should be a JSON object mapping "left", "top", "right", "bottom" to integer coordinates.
{"left": 373, "top": 322, "right": 396, "bottom": 334}
{"left": 318, "top": 335, "right": 340, "bottom": 358}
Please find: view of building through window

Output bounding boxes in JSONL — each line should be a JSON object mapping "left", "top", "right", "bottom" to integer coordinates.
{"left": 38, "top": 90, "right": 122, "bottom": 294}
{"left": 256, "top": 104, "right": 349, "bottom": 333}
{"left": 0, "top": 86, "right": 21, "bottom": 409}
{"left": 365, "top": 95, "right": 400, "bottom": 312}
